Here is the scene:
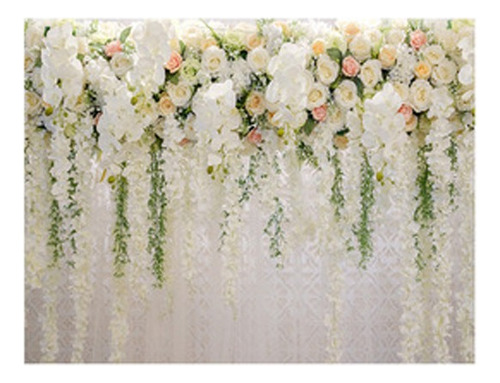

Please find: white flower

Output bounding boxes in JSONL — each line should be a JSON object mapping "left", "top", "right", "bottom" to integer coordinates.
{"left": 245, "top": 91, "right": 266, "bottom": 116}
{"left": 334, "top": 80, "right": 358, "bottom": 110}
{"left": 378, "top": 44, "right": 397, "bottom": 69}
{"left": 247, "top": 46, "right": 270, "bottom": 72}
{"left": 385, "top": 28, "right": 405, "bottom": 45}
{"left": 392, "top": 82, "right": 410, "bottom": 101}
{"left": 316, "top": 54, "right": 339, "bottom": 85}
{"left": 110, "top": 52, "right": 133, "bottom": 77}
{"left": 307, "top": 83, "right": 328, "bottom": 110}
{"left": 349, "top": 34, "right": 371, "bottom": 62}
{"left": 202, "top": 46, "right": 227, "bottom": 73}
{"left": 409, "top": 79, "right": 432, "bottom": 112}
{"left": 422, "top": 45, "right": 445, "bottom": 66}
{"left": 458, "top": 64, "right": 473, "bottom": 86}
{"left": 178, "top": 20, "right": 206, "bottom": 49}
{"left": 360, "top": 59, "right": 382, "bottom": 88}
{"left": 428, "top": 87, "right": 454, "bottom": 119}
{"left": 25, "top": 91, "right": 42, "bottom": 116}
{"left": 167, "top": 81, "right": 192, "bottom": 107}
{"left": 432, "top": 59, "right": 457, "bottom": 85}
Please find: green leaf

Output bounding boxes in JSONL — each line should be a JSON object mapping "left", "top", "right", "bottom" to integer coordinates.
{"left": 119, "top": 26, "right": 132, "bottom": 44}
{"left": 301, "top": 116, "right": 316, "bottom": 136}
{"left": 327, "top": 47, "right": 343, "bottom": 63}
{"left": 353, "top": 77, "right": 365, "bottom": 98}
{"left": 43, "top": 26, "right": 51, "bottom": 37}
{"left": 179, "top": 40, "right": 186, "bottom": 56}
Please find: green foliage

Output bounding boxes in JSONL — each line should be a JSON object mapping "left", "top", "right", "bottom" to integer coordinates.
{"left": 112, "top": 163, "right": 131, "bottom": 278}
{"left": 119, "top": 26, "right": 132, "bottom": 44}
{"left": 326, "top": 47, "right": 343, "bottom": 63}
{"left": 47, "top": 162, "right": 64, "bottom": 268}
{"left": 65, "top": 139, "right": 82, "bottom": 264}
{"left": 237, "top": 151, "right": 263, "bottom": 204}
{"left": 300, "top": 116, "right": 316, "bottom": 136}
{"left": 296, "top": 140, "right": 318, "bottom": 167}
{"left": 264, "top": 197, "right": 285, "bottom": 268}
{"left": 329, "top": 151, "right": 345, "bottom": 219}
{"left": 147, "top": 136, "right": 168, "bottom": 288}
{"left": 353, "top": 152, "right": 375, "bottom": 269}
{"left": 414, "top": 143, "right": 435, "bottom": 224}
{"left": 446, "top": 136, "right": 459, "bottom": 208}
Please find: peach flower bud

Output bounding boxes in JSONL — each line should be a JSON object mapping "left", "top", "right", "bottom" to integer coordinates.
{"left": 312, "top": 104, "right": 328, "bottom": 122}
{"left": 342, "top": 56, "right": 360, "bottom": 77}
{"left": 410, "top": 29, "right": 427, "bottom": 51}
{"left": 398, "top": 103, "right": 413, "bottom": 124}
{"left": 312, "top": 39, "right": 326, "bottom": 56}
{"left": 93, "top": 112, "right": 102, "bottom": 126}
{"left": 247, "top": 128, "right": 263, "bottom": 145}
{"left": 105, "top": 40, "right": 122, "bottom": 58}
{"left": 414, "top": 61, "right": 431, "bottom": 79}
{"left": 165, "top": 51, "right": 183, "bottom": 73}
{"left": 334, "top": 135, "right": 349, "bottom": 150}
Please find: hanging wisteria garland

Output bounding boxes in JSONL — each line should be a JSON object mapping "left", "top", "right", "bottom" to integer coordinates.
{"left": 24, "top": 18, "right": 474, "bottom": 362}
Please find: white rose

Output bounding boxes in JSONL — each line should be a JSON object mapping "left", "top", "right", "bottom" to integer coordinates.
{"left": 307, "top": 83, "right": 328, "bottom": 110}
{"left": 245, "top": 91, "right": 266, "bottom": 116}
{"left": 349, "top": 34, "right": 371, "bottom": 62}
{"left": 158, "top": 94, "right": 176, "bottom": 115}
{"left": 167, "top": 81, "right": 192, "bottom": 107}
{"left": 385, "top": 29, "right": 405, "bottom": 45}
{"left": 360, "top": 59, "right": 382, "bottom": 88}
{"left": 458, "top": 64, "right": 473, "bottom": 86}
{"left": 456, "top": 88, "right": 474, "bottom": 112}
{"left": 334, "top": 80, "right": 358, "bottom": 110}
{"left": 378, "top": 44, "right": 397, "bottom": 69}
{"left": 316, "top": 54, "right": 339, "bottom": 85}
{"left": 202, "top": 46, "right": 227, "bottom": 73}
{"left": 110, "top": 52, "right": 133, "bottom": 77}
{"left": 432, "top": 59, "right": 457, "bottom": 85}
{"left": 329, "top": 105, "right": 345, "bottom": 131}
{"left": 25, "top": 91, "right": 42, "bottom": 116}
{"left": 409, "top": 79, "right": 432, "bottom": 112}
{"left": 247, "top": 46, "right": 270, "bottom": 72}
{"left": 436, "top": 29, "right": 458, "bottom": 53}
{"left": 422, "top": 45, "right": 445, "bottom": 66}
{"left": 392, "top": 82, "right": 410, "bottom": 101}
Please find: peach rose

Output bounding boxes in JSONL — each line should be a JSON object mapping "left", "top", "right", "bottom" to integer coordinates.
{"left": 378, "top": 44, "right": 397, "bottom": 69}
{"left": 410, "top": 30, "right": 427, "bottom": 51}
{"left": 247, "top": 128, "right": 262, "bottom": 145}
{"left": 344, "top": 22, "right": 361, "bottom": 42}
{"left": 105, "top": 40, "right": 122, "bottom": 58}
{"left": 158, "top": 94, "right": 176, "bottom": 115}
{"left": 312, "top": 39, "right": 326, "bottom": 56}
{"left": 245, "top": 91, "right": 266, "bottom": 116}
{"left": 342, "top": 56, "right": 360, "bottom": 77}
{"left": 165, "top": 51, "right": 183, "bottom": 73}
{"left": 414, "top": 61, "right": 431, "bottom": 80}
{"left": 398, "top": 103, "right": 413, "bottom": 124}
{"left": 334, "top": 135, "right": 349, "bottom": 149}
{"left": 312, "top": 104, "right": 328, "bottom": 122}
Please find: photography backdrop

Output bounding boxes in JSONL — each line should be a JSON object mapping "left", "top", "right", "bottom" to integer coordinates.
{"left": 24, "top": 18, "right": 474, "bottom": 363}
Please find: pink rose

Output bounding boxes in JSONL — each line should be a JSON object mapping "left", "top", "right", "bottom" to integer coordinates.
{"left": 165, "top": 51, "right": 183, "bottom": 73}
{"left": 398, "top": 103, "right": 413, "bottom": 124}
{"left": 247, "top": 129, "right": 262, "bottom": 145}
{"left": 410, "top": 30, "right": 427, "bottom": 51}
{"left": 342, "top": 56, "right": 360, "bottom": 77}
{"left": 105, "top": 40, "right": 122, "bottom": 58}
{"left": 312, "top": 104, "right": 328, "bottom": 122}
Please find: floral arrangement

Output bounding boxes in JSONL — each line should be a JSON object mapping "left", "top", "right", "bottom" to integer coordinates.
{"left": 25, "top": 18, "right": 474, "bottom": 362}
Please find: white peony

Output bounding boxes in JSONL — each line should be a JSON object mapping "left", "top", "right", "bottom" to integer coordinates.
{"left": 316, "top": 54, "right": 339, "bottom": 85}
{"left": 360, "top": 59, "right": 382, "bottom": 88}
{"left": 349, "top": 34, "right": 372, "bottom": 62}
{"left": 247, "top": 46, "right": 270, "bottom": 72}
{"left": 333, "top": 80, "right": 359, "bottom": 110}
{"left": 307, "top": 83, "right": 328, "bottom": 110}
{"left": 432, "top": 59, "right": 457, "bottom": 85}
{"left": 409, "top": 79, "right": 432, "bottom": 112}
{"left": 202, "top": 46, "right": 227, "bottom": 74}
{"left": 167, "top": 81, "right": 192, "bottom": 107}
{"left": 422, "top": 44, "right": 445, "bottom": 66}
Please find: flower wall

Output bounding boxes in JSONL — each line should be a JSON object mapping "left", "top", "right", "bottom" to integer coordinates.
{"left": 25, "top": 18, "right": 474, "bottom": 362}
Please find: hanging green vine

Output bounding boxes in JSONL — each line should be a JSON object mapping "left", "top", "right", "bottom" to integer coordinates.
{"left": 112, "top": 162, "right": 130, "bottom": 278}
{"left": 147, "top": 136, "right": 168, "bottom": 288}
{"left": 413, "top": 143, "right": 435, "bottom": 271}
{"left": 65, "top": 138, "right": 82, "bottom": 268}
{"left": 353, "top": 151, "right": 375, "bottom": 269}
{"left": 328, "top": 150, "right": 345, "bottom": 219}
{"left": 264, "top": 196, "right": 285, "bottom": 268}
{"left": 446, "top": 136, "right": 459, "bottom": 210}
{"left": 237, "top": 150, "right": 263, "bottom": 204}
{"left": 47, "top": 161, "right": 65, "bottom": 268}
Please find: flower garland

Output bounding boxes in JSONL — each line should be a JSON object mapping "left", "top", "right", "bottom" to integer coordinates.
{"left": 111, "top": 163, "right": 131, "bottom": 278}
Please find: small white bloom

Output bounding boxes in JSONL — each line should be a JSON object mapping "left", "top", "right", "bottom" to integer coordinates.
{"left": 334, "top": 80, "right": 358, "bottom": 110}
{"left": 316, "top": 54, "right": 339, "bottom": 85}
{"left": 385, "top": 28, "right": 405, "bottom": 45}
{"left": 307, "top": 83, "right": 328, "bottom": 110}
{"left": 349, "top": 34, "right": 371, "bottom": 62}
{"left": 167, "top": 81, "right": 192, "bottom": 107}
{"left": 422, "top": 44, "right": 445, "bottom": 66}
{"left": 409, "top": 79, "right": 432, "bottom": 112}
{"left": 432, "top": 59, "right": 457, "bottom": 85}
{"left": 247, "top": 46, "right": 270, "bottom": 72}
{"left": 360, "top": 59, "right": 382, "bottom": 88}
{"left": 110, "top": 52, "right": 133, "bottom": 77}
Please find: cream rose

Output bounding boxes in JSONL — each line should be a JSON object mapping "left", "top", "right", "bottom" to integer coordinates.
{"left": 378, "top": 44, "right": 397, "bottom": 69}
{"left": 432, "top": 59, "right": 457, "bottom": 85}
{"left": 393, "top": 82, "right": 410, "bottom": 101}
{"left": 110, "top": 52, "right": 133, "bottom": 77}
{"left": 245, "top": 91, "right": 266, "bottom": 116}
{"left": 202, "top": 46, "right": 227, "bottom": 73}
{"left": 385, "top": 29, "right": 405, "bottom": 45}
{"left": 246, "top": 33, "right": 264, "bottom": 50}
{"left": 414, "top": 61, "right": 432, "bottom": 80}
{"left": 409, "top": 79, "right": 432, "bottom": 112}
{"left": 334, "top": 80, "right": 358, "bottom": 110}
{"left": 167, "top": 81, "right": 192, "bottom": 107}
{"left": 25, "top": 91, "right": 42, "bottom": 116}
{"left": 247, "top": 47, "right": 270, "bottom": 72}
{"left": 307, "top": 83, "right": 329, "bottom": 110}
{"left": 312, "top": 38, "right": 326, "bottom": 56}
{"left": 360, "top": 59, "right": 382, "bottom": 88}
{"left": 158, "top": 94, "right": 176, "bottom": 115}
{"left": 422, "top": 45, "right": 445, "bottom": 66}
{"left": 349, "top": 34, "right": 371, "bottom": 62}
{"left": 342, "top": 22, "right": 361, "bottom": 42}
{"left": 316, "top": 55, "right": 339, "bottom": 85}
